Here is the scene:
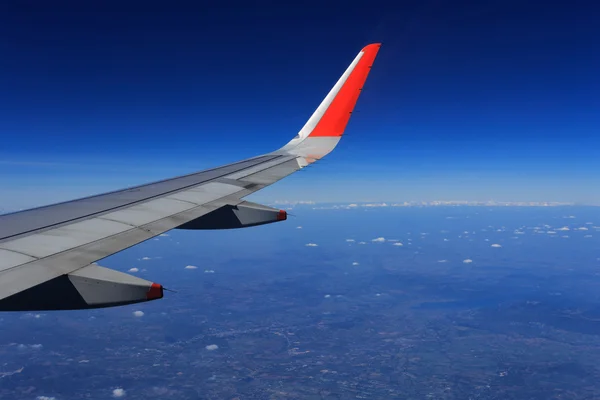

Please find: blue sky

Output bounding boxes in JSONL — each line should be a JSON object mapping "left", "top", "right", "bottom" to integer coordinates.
{"left": 1, "top": 1, "right": 599, "bottom": 210}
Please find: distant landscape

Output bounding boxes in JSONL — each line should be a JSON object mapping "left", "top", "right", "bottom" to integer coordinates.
{"left": 2, "top": 205, "right": 600, "bottom": 399}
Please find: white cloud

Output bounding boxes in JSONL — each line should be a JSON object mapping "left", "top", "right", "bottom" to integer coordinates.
{"left": 141, "top": 256, "right": 151, "bottom": 261}
{"left": 578, "top": 227, "right": 589, "bottom": 231}
{"left": 159, "top": 233, "right": 169, "bottom": 237}
{"left": 22, "top": 313, "right": 43, "bottom": 319}
{"left": 305, "top": 243, "right": 318, "bottom": 247}
{"left": 363, "top": 203, "right": 388, "bottom": 207}
{"left": 296, "top": 226, "right": 302, "bottom": 229}
{"left": 205, "top": 344, "right": 219, "bottom": 351}
{"left": 36, "top": 397, "right": 56, "bottom": 400}
{"left": 490, "top": 244, "right": 502, "bottom": 248}
{"left": 352, "top": 262, "right": 359, "bottom": 266}
{"left": 133, "top": 311, "right": 144, "bottom": 317}
{"left": 348, "top": 204, "right": 358, "bottom": 208}
{"left": 324, "top": 294, "right": 331, "bottom": 298}
{"left": 184, "top": 265, "right": 198, "bottom": 270}
{"left": 463, "top": 259, "right": 473, "bottom": 264}
{"left": 128, "top": 268, "right": 139, "bottom": 273}
{"left": 437, "top": 260, "right": 447, "bottom": 263}
{"left": 392, "top": 242, "right": 403, "bottom": 246}
{"left": 112, "top": 388, "right": 126, "bottom": 398}
{"left": 204, "top": 269, "right": 215, "bottom": 273}
{"left": 546, "top": 231, "right": 557, "bottom": 234}
{"left": 556, "top": 226, "right": 570, "bottom": 231}
{"left": 17, "top": 343, "right": 42, "bottom": 350}
{"left": 358, "top": 241, "right": 367, "bottom": 245}
{"left": 443, "top": 238, "right": 449, "bottom": 242}
{"left": 345, "top": 239, "right": 355, "bottom": 242}
{"left": 371, "top": 237, "right": 385, "bottom": 242}
{"left": 273, "top": 200, "right": 315, "bottom": 205}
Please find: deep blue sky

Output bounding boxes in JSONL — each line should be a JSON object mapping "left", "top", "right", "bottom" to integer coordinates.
{"left": 1, "top": 1, "right": 599, "bottom": 209}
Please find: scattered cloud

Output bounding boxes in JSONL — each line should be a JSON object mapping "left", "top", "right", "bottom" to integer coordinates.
{"left": 184, "top": 265, "right": 198, "bottom": 270}
{"left": 112, "top": 388, "right": 126, "bottom": 398}
{"left": 556, "top": 226, "right": 570, "bottom": 231}
{"left": 463, "top": 259, "right": 473, "bottom": 264}
{"left": 392, "top": 242, "right": 403, "bottom": 246}
{"left": 205, "top": 344, "right": 219, "bottom": 351}
{"left": 364, "top": 203, "right": 388, "bottom": 207}
{"left": 437, "top": 260, "right": 447, "bottom": 263}
{"left": 141, "top": 256, "right": 151, "bottom": 261}
{"left": 358, "top": 241, "right": 367, "bottom": 245}
{"left": 584, "top": 235, "right": 592, "bottom": 238}
{"left": 36, "top": 397, "right": 56, "bottom": 400}
{"left": 0, "top": 367, "right": 24, "bottom": 379}
{"left": 305, "top": 243, "right": 318, "bottom": 247}
{"left": 296, "top": 226, "right": 302, "bottom": 229}
{"left": 491, "top": 244, "right": 502, "bottom": 248}
{"left": 346, "top": 239, "right": 355, "bottom": 242}
{"left": 577, "top": 227, "right": 589, "bottom": 231}
{"left": 16, "top": 343, "right": 42, "bottom": 350}
{"left": 352, "top": 262, "right": 359, "bottom": 266}
{"left": 371, "top": 237, "right": 385, "bottom": 242}
{"left": 133, "top": 311, "right": 144, "bottom": 317}
{"left": 159, "top": 233, "right": 169, "bottom": 237}
{"left": 204, "top": 269, "right": 215, "bottom": 274}
{"left": 22, "top": 313, "right": 43, "bottom": 319}
{"left": 128, "top": 268, "right": 139, "bottom": 273}
{"left": 546, "top": 231, "right": 556, "bottom": 234}
{"left": 324, "top": 294, "right": 331, "bottom": 298}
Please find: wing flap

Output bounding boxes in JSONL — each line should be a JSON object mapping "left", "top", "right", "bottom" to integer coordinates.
{"left": 0, "top": 249, "right": 37, "bottom": 271}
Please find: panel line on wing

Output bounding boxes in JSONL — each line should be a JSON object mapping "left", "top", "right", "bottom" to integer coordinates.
{"left": 0, "top": 155, "right": 287, "bottom": 242}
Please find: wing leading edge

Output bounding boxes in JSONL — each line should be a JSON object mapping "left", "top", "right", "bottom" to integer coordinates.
{"left": 0, "top": 43, "right": 381, "bottom": 311}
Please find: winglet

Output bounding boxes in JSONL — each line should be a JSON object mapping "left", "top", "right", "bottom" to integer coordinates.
{"left": 297, "top": 43, "right": 381, "bottom": 139}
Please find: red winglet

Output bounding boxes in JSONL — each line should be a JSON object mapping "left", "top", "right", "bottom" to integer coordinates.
{"left": 146, "top": 283, "right": 164, "bottom": 300}
{"left": 308, "top": 43, "right": 381, "bottom": 137}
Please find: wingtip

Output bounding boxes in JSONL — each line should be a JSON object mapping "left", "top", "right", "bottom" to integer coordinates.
{"left": 362, "top": 43, "right": 382, "bottom": 52}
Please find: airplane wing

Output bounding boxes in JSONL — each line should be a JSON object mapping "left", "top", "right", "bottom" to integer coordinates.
{"left": 0, "top": 43, "right": 381, "bottom": 311}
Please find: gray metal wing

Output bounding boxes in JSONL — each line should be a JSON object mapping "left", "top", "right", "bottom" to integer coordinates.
{"left": 0, "top": 43, "right": 381, "bottom": 311}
